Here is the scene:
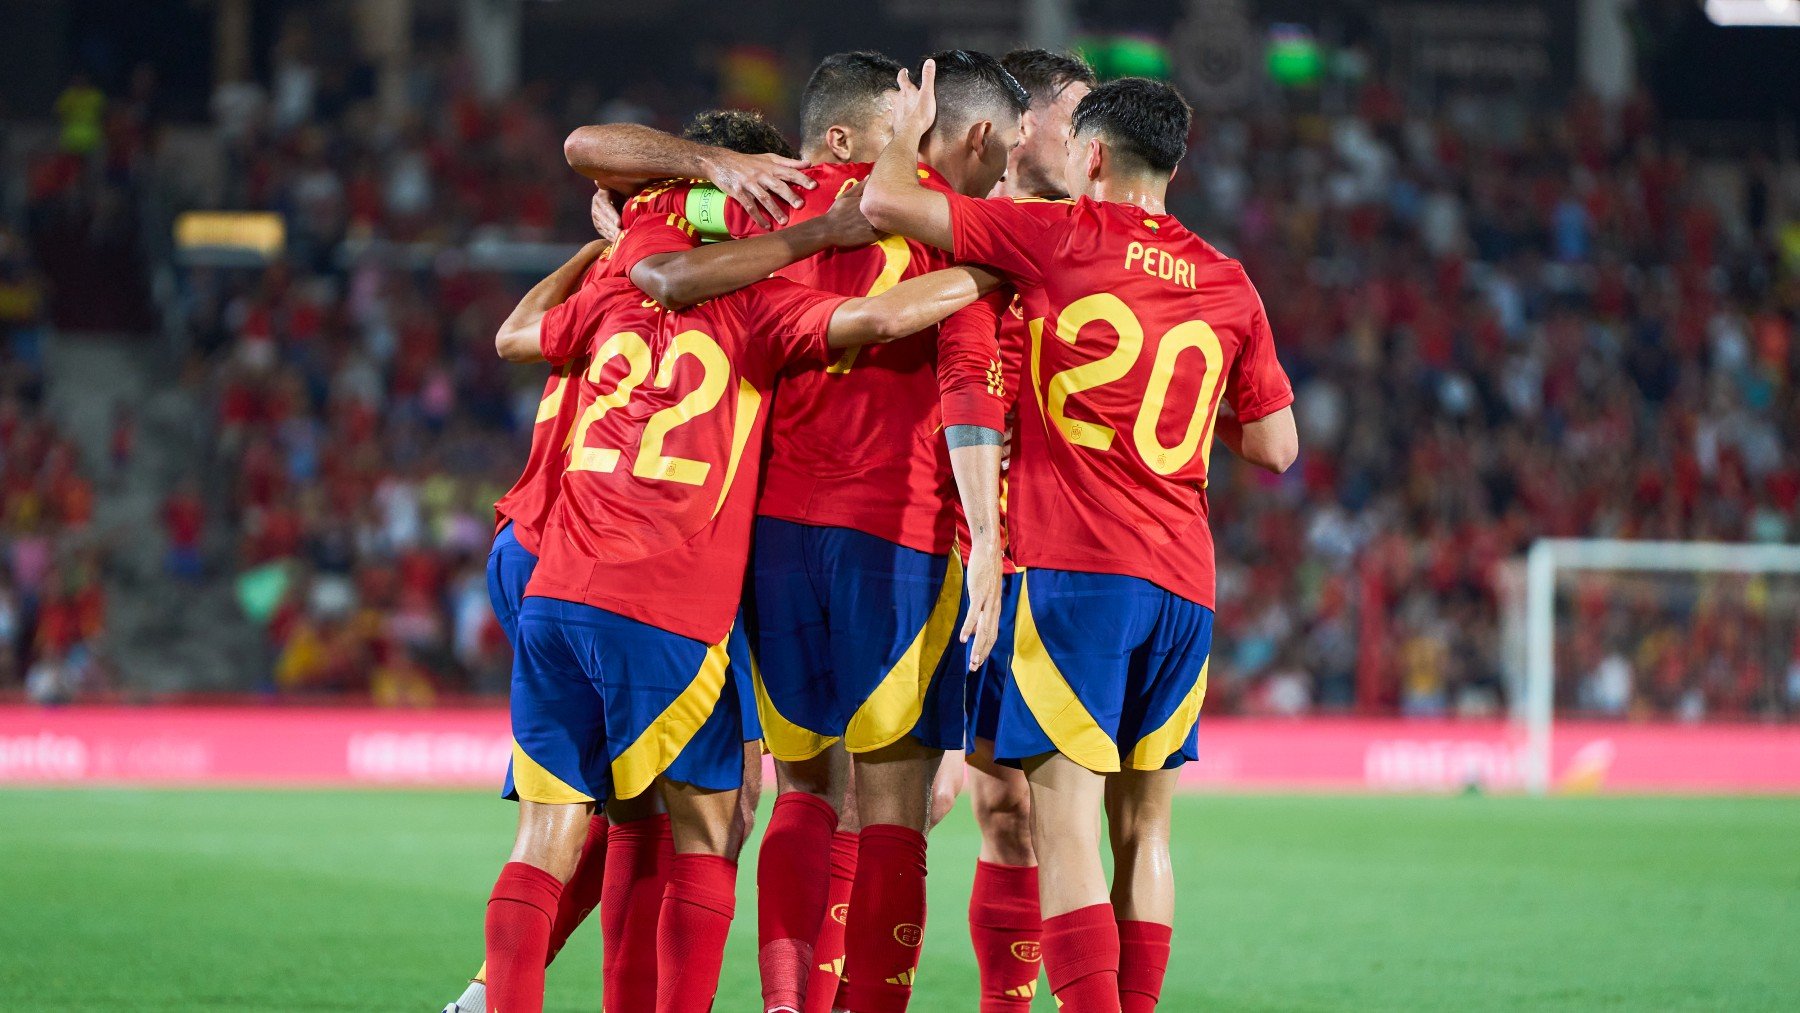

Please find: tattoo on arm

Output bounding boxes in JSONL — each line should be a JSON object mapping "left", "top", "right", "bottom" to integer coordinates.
{"left": 945, "top": 425, "right": 1003, "bottom": 449}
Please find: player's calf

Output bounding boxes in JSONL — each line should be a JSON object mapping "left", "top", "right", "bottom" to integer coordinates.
{"left": 484, "top": 801, "right": 594, "bottom": 1013}
{"left": 656, "top": 779, "right": 746, "bottom": 1013}
{"left": 840, "top": 737, "right": 943, "bottom": 1012}
{"left": 1106, "top": 769, "right": 1179, "bottom": 1013}
{"left": 967, "top": 747, "right": 1042, "bottom": 1010}
{"left": 1025, "top": 753, "right": 1119, "bottom": 1012}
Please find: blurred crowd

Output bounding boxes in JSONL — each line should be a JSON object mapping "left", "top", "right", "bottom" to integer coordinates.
{"left": 1189, "top": 84, "right": 1800, "bottom": 720}
{"left": 0, "top": 226, "right": 110, "bottom": 703}
{"left": 4, "top": 36, "right": 1798, "bottom": 718}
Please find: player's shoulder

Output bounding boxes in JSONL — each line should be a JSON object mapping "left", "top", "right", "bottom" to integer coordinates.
{"left": 623, "top": 178, "right": 705, "bottom": 218}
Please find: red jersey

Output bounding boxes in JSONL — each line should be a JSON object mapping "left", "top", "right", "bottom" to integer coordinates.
{"left": 525, "top": 264, "right": 847, "bottom": 643}
{"left": 492, "top": 184, "right": 733, "bottom": 554}
{"left": 750, "top": 161, "right": 1005, "bottom": 555}
{"left": 947, "top": 195, "right": 1294, "bottom": 609}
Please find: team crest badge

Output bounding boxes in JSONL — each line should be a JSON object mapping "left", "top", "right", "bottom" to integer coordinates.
{"left": 893, "top": 922, "right": 924, "bottom": 947}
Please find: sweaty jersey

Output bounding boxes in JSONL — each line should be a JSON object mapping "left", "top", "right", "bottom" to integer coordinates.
{"left": 747, "top": 161, "right": 1004, "bottom": 555}
{"left": 946, "top": 194, "right": 1294, "bottom": 609}
{"left": 491, "top": 189, "right": 715, "bottom": 554}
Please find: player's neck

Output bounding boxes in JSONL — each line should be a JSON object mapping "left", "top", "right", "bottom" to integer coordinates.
{"left": 802, "top": 144, "right": 852, "bottom": 165}
{"left": 1090, "top": 175, "right": 1167, "bottom": 215}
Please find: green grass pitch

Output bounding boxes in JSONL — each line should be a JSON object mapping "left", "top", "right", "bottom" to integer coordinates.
{"left": 2, "top": 789, "right": 1795, "bottom": 1011}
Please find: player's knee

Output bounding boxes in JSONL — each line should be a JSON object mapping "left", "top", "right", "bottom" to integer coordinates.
{"left": 1107, "top": 807, "right": 1171, "bottom": 855}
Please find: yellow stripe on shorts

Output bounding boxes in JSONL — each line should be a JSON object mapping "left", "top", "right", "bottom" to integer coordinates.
{"left": 1126, "top": 659, "right": 1208, "bottom": 770}
{"left": 752, "top": 650, "right": 840, "bottom": 762}
{"left": 1011, "top": 572, "right": 1121, "bottom": 773}
{"left": 844, "top": 553, "right": 963, "bottom": 753}
{"left": 510, "top": 738, "right": 593, "bottom": 804}
{"left": 610, "top": 636, "right": 731, "bottom": 799}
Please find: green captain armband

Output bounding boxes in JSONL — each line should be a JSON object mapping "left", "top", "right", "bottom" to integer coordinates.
{"left": 684, "top": 186, "right": 734, "bottom": 242}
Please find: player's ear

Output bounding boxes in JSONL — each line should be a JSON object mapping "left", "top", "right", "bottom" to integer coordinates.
{"left": 826, "top": 124, "right": 854, "bottom": 162}
{"left": 1086, "top": 137, "right": 1104, "bottom": 182}
{"left": 967, "top": 119, "right": 992, "bottom": 158}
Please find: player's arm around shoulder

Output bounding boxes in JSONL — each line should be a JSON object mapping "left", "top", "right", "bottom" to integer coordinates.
{"left": 825, "top": 265, "right": 1004, "bottom": 348}
{"left": 563, "top": 122, "right": 815, "bottom": 229}
{"left": 630, "top": 180, "right": 880, "bottom": 311}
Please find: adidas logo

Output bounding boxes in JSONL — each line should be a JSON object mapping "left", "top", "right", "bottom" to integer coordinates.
{"left": 1003, "top": 981, "right": 1037, "bottom": 998}
{"left": 884, "top": 967, "right": 916, "bottom": 986}
{"left": 816, "top": 956, "right": 845, "bottom": 977}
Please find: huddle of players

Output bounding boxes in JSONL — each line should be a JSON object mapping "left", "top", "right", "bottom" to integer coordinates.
{"left": 448, "top": 44, "right": 1297, "bottom": 1013}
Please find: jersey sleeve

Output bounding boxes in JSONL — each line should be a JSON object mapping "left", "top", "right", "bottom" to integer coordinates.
{"left": 539, "top": 278, "right": 632, "bottom": 367}
{"left": 682, "top": 185, "right": 768, "bottom": 240}
{"left": 936, "top": 288, "right": 1007, "bottom": 431}
{"left": 605, "top": 213, "right": 702, "bottom": 276}
{"left": 740, "top": 277, "right": 851, "bottom": 368}
{"left": 945, "top": 194, "right": 1060, "bottom": 286}
{"left": 1223, "top": 271, "right": 1295, "bottom": 423}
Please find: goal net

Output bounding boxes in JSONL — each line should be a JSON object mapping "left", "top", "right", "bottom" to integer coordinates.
{"left": 1517, "top": 539, "right": 1800, "bottom": 794}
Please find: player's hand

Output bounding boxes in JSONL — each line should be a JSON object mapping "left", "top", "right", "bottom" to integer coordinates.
{"left": 960, "top": 534, "right": 1003, "bottom": 670}
{"left": 590, "top": 185, "right": 620, "bottom": 242}
{"left": 698, "top": 149, "right": 816, "bottom": 230}
{"left": 892, "top": 59, "right": 939, "bottom": 139}
{"left": 821, "top": 180, "right": 880, "bottom": 248}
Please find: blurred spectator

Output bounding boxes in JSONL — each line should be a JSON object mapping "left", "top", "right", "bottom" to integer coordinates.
{"left": 163, "top": 480, "right": 206, "bottom": 581}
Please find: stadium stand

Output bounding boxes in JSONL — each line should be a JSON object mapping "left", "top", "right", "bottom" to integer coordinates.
{"left": 3, "top": 35, "right": 1796, "bottom": 720}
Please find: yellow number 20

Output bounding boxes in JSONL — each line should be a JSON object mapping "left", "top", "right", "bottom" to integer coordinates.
{"left": 1031, "top": 294, "right": 1225, "bottom": 477}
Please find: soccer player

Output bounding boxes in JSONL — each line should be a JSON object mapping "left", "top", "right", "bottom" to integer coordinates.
{"left": 482, "top": 181, "right": 999, "bottom": 1013}
{"left": 448, "top": 110, "right": 882, "bottom": 1013}
{"left": 566, "top": 50, "right": 1025, "bottom": 1013}
{"left": 941, "top": 48, "right": 1097, "bottom": 1013}
{"left": 862, "top": 65, "right": 1299, "bottom": 1012}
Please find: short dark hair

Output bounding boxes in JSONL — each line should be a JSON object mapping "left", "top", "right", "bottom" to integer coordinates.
{"left": 800, "top": 51, "right": 903, "bottom": 145}
{"left": 921, "top": 49, "right": 1029, "bottom": 133}
{"left": 680, "top": 109, "right": 797, "bottom": 159}
{"left": 999, "top": 49, "right": 1097, "bottom": 107}
{"left": 1071, "top": 77, "right": 1192, "bottom": 174}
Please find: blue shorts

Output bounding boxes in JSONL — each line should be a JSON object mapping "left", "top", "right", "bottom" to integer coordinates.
{"left": 995, "top": 569, "right": 1214, "bottom": 773}
{"left": 504, "top": 597, "right": 749, "bottom": 804}
{"left": 745, "top": 518, "right": 965, "bottom": 761}
{"left": 491, "top": 525, "right": 757, "bottom": 790}
{"left": 486, "top": 523, "right": 538, "bottom": 650}
{"left": 961, "top": 570, "right": 1021, "bottom": 751}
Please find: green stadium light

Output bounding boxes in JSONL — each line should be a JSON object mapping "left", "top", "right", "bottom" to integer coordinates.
{"left": 1074, "top": 33, "right": 1174, "bottom": 80}
{"left": 1267, "top": 23, "right": 1323, "bottom": 88}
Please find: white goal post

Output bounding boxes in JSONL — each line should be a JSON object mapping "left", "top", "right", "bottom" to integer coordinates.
{"left": 1522, "top": 538, "right": 1800, "bottom": 795}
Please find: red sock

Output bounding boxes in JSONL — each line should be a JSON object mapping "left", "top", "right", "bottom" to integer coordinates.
{"left": 1117, "top": 920, "right": 1173, "bottom": 1013}
{"left": 484, "top": 862, "right": 563, "bottom": 1013}
{"left": 969, "top": 861, "right": 1042, "bottom": 1010}
{"left": 546, "top": 814, "right": 609, "bottom": 965}
{"left": 840, "top": 824, "right": 928, "bottom": 1013}
{"left": 804, "top": 830, "right": 859, "bottom": 1013}
{"left": 757, "top": 792, "right": 839, "bottom": 1010}
{"left": 656, "top": 853, "right": 738, "bottom": 1013}
{"left": 1041, "top": 904, "right": 1121, "bottom": 1013}
{"left": 602, "top": 814, "right": 673, "bottom": 1013}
